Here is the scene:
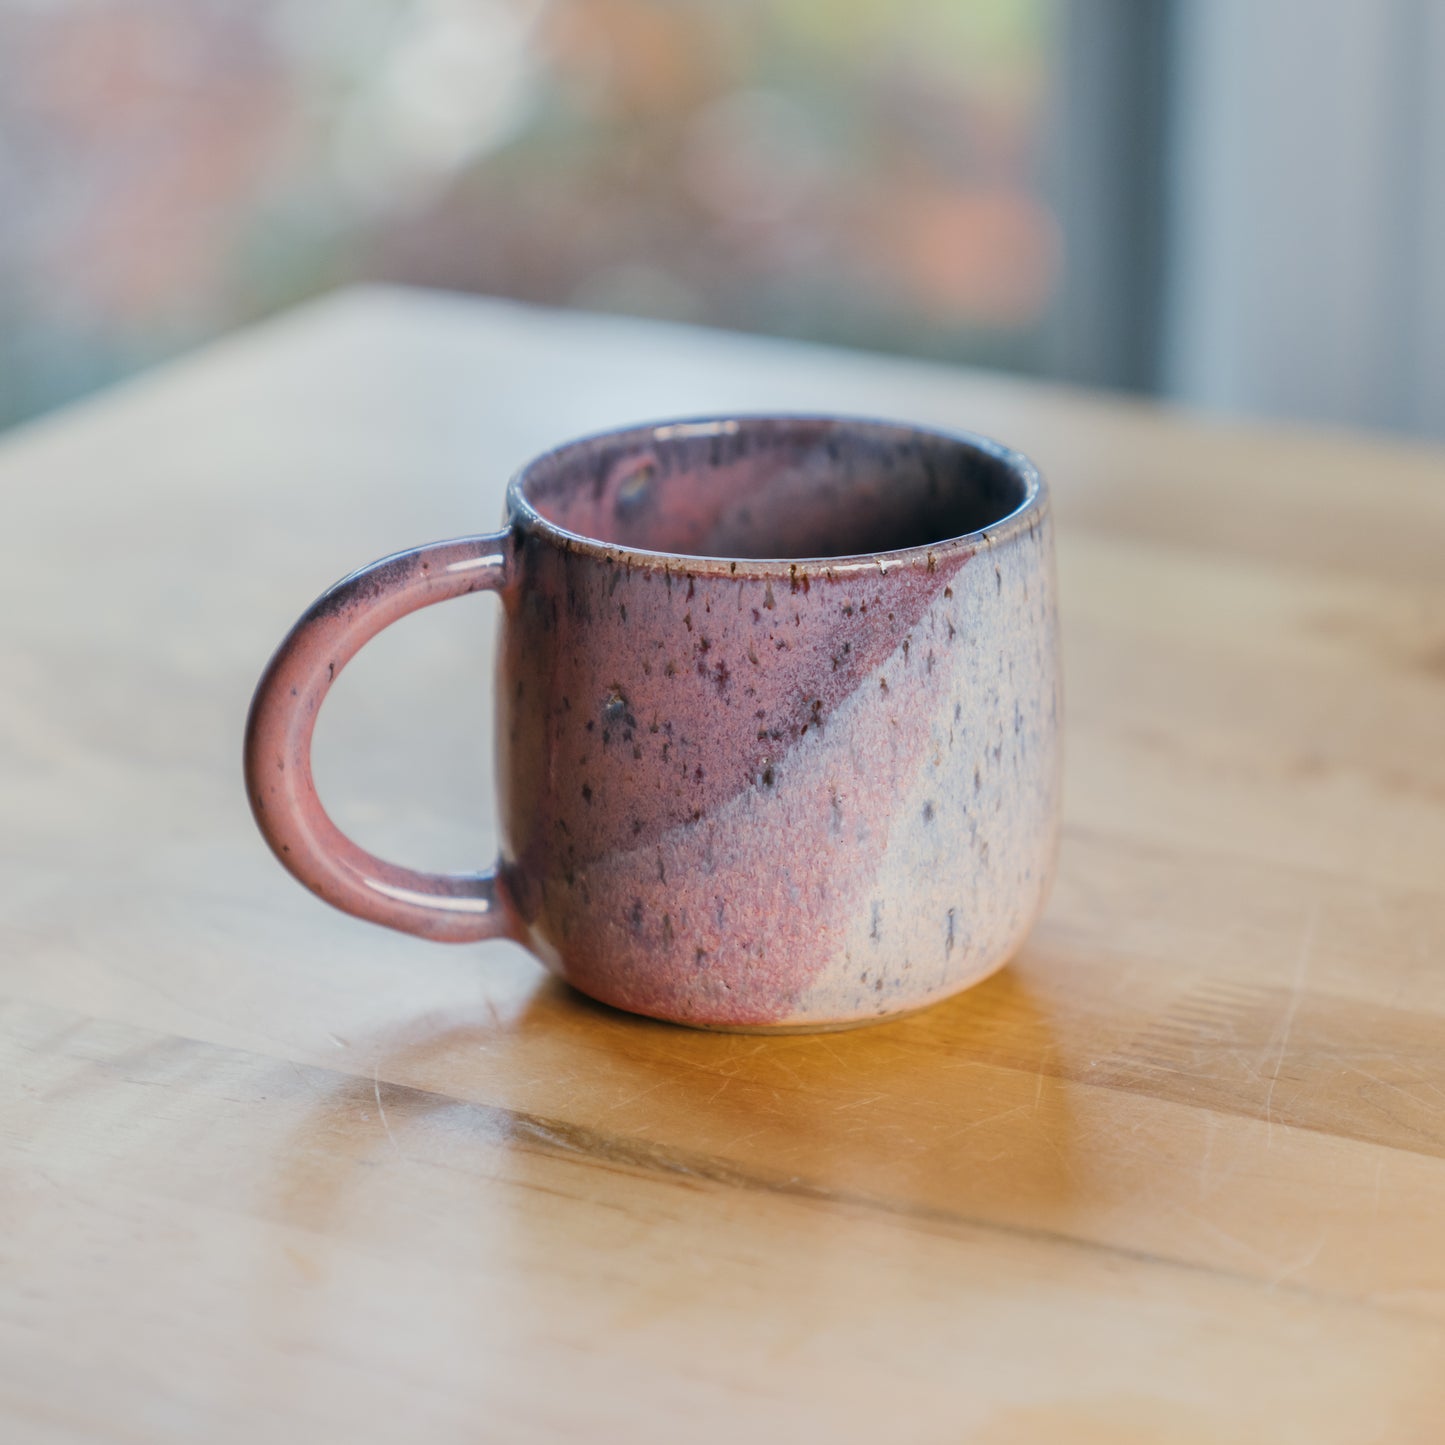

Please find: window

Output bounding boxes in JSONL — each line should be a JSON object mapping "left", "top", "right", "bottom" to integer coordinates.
{"left": 0, "top": 0, "right": 1063, "bottom": 427}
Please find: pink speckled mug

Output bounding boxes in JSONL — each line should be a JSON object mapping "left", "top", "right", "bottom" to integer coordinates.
{"left": 246, "top": 416, "right": 1060, "bottom": 1031}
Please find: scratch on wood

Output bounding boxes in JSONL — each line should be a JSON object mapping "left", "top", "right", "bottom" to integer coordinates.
{"left": 1264, "top": 899, "right": 1319, "bottom": 1145}
{"left": 1269, "top": 1228, "right": 1329, "bottom": 1289}
{"left": 373, "top": 1065, "right": 399, "bottom": 1153}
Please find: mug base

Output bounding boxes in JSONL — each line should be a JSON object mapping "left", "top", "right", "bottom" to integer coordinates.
{"left": 555, "top": 953, "right": 1015, "bottom": 1033}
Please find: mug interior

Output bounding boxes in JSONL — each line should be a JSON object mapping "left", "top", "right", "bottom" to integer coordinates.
{"left": 514, "top": 416, "right": 1035, "bottom": 562}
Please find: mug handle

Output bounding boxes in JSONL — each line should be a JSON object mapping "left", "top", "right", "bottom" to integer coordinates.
{"left": 243, "top": 532, "right": 521, "bottom": 943}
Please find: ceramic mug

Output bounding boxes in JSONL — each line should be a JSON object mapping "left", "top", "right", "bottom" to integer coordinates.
{"left": 245, "top": 415, "right": 1060, "bottom": 1031}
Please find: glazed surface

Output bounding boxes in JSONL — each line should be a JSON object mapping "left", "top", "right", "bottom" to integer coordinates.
{"left": 497, "top": 419, "right": 1060, "bottom": 1028}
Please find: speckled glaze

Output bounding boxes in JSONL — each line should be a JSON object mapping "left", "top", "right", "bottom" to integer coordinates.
{"left": 245, "top": 416, "right": 1060, "bottom": 1030}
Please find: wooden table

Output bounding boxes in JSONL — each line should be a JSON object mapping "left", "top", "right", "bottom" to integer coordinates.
{"left": 4, "top": 288, "right": 1445, "bottom": 1443}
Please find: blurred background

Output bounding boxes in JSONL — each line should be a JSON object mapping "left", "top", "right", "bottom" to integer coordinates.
{"left": 1, "top": 0, "right": 1442, "bottom": 439}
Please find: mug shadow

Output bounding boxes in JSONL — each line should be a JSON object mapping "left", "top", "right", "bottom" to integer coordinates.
{"left": 248, "top": 956, "right": 1083, "bottom": 1418}
{"left": 269, "top": 954, "right": 1080, "bottom": 1265}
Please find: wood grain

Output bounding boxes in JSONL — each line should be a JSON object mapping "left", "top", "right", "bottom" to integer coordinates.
{"left": 2, "top": 286, "right": 1444, "bottom": 1443}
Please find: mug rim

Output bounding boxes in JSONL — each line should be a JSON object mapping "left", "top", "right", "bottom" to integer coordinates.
{"left": 506, "top": 413, "right": 1047, "bottom": 577}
